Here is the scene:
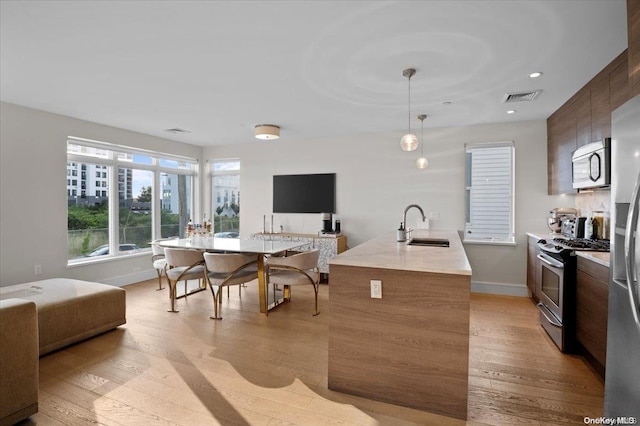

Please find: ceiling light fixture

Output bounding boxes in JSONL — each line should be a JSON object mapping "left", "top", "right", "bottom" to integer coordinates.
{"left": 507, "top": 110, "right": 516, "bottom": 114}
{"left": 416, "top": 114, "right": 429, "bottom": 169}
{"left": 400, "top": 68, "right": 418, "bottom": 151}
{"left": 254, "top": 124, "right": 280, "bottom": 140}
{"left": 529, "top": 72, "right": 543, "bottom": 78}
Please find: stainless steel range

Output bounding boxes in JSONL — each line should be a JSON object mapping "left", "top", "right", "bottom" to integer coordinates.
{"left": 535, "top": 237, "right": 610, "bottom": 352}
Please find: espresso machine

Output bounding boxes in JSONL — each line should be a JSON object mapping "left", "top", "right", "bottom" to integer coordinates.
{"left": 547, "top": 208, "right": 577, "bottom": 234}
{"left": 321, "top": 213, "right": 333, "bottom": 233}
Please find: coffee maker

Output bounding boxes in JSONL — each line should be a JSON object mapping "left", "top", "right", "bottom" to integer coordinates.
{"left": 321, "top": 213, "right": 333, "bottom": 233}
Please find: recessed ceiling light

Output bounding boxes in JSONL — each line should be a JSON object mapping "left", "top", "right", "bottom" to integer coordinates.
{"left": 507, "top": 110, "right": 516, "bottom": 114}
{"left": 529, "top": 72, "right": 543, "bottom": 78}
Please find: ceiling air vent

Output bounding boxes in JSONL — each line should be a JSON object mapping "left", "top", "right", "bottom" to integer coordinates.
{"left": 164, "top": 127, "right": 192, "bottom": 134}
{"left": 502, "top": 90, "right": 541, "bottom": 103}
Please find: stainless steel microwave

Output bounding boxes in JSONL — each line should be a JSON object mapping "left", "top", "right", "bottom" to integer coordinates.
{"left": 572, "top": 138, "right": 611, "bottom": 190}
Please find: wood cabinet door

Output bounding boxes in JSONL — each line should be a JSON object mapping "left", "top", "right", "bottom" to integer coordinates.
{"left": 610, "top": 54, "right": 630, "bottom": 112}
{"left": 590, "top": 72, "right": 610, "bottom": 143}
{"left": 576, "top": 260, "right": 609, "bottom": 367}
{"left": 629, "top": 0, "right": 640, "bottom": 97}
{"left": 547, "top": 101, "right": 577, "bottom": 195}
{"left": 526, "top": 236, "right": 539, "bottom": 301}
{"left": 575, "top": 89, "right": 591, "bottom": 147}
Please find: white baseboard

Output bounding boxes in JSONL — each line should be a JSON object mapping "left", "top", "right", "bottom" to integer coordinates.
{"left": 102, "top": 269, "right": 157, "bottom": 287}
{"left": 471, "top": 280, "right": 528, "bottom": 297}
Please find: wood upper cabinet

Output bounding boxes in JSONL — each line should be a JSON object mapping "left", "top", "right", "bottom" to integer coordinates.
{"left": 610, "top": 54, "right": 631, "bottom": 111}
{"left": 547, "top": 50, "right": 628, "bottom": 195}
{"left": 590, "top": 72, "right": 611, "bottom": 144}
{"left": 547, "top": 100, "right": 577, "bottom": 195}
{"left": 576, "top": 256, "right": 609, "bottom": 369}
{"left": 629, "top": 0, "right": 640, "bottom": 97}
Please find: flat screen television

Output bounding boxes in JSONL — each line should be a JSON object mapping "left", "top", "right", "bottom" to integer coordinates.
{"left": 273, "top": 173, "right": 336, "bottom": 213}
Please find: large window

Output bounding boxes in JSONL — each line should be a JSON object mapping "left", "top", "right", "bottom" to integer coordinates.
{"left": 464, "top": 141, "right": 515, "bottom": 245}
{"left": 67, "top": 138, "right": 197, "bottom": 262}
{"left": 211, "top": 160, "right": 240, "bottom": 235}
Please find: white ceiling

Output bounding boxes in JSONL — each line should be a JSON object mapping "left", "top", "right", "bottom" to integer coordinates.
{"left": 0, "top": 0, "right": 629, "bottom": 147}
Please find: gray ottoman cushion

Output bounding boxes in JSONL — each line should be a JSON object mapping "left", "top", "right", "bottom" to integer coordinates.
{"left": 13, "top": 278, "right": 126, "bottom": 355}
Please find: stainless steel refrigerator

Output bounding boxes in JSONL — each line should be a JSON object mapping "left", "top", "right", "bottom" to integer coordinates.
{"left": 605, "top": 94, "right": 640, "bottom": 416}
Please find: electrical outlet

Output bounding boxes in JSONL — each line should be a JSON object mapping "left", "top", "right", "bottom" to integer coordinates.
{"left": 34, "top": 264, "right": 42, "bottom": 275}
{"left": 429, "top": 211, "right": 440, "bottom": 219}
{"left": 370, "top": 279, "right": 382, "bottom": 299}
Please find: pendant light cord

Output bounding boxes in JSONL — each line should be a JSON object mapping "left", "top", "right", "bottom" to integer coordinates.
{"left": 407, "top": 76, "right": 411, "bottom": 133}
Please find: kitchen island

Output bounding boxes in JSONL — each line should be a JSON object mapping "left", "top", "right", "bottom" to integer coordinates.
{"left": 328, "top": 230, "right": 472, "bottom": 420}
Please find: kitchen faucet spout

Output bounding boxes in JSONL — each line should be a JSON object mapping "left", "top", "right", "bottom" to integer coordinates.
{"left": 398, "top": 204, "right": 426, "bottom": 242}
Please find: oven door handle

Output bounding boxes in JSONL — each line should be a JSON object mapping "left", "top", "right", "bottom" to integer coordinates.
{"left": 537, "top": 303, "right": 562, "bottom": 327}
{"left": 537, "top": 253, "right": 564, "bottom": 269}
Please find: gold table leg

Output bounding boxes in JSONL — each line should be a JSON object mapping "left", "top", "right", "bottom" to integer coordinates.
{"left": 258, "top": 254, "right": 267, "bottom": 313}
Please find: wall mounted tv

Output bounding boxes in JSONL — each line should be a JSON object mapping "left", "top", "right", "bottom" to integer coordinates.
{"left": 273, "top": 173, "right": 336, "bottom": 214}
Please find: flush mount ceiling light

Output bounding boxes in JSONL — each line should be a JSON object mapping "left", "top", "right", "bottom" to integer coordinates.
{"left": 529, "top": 71, "right": 543, "bottom": 78}
{"left": 254, "top": 124, "right": 280, "bottom": 140}
{"left": 416, "top": 114, "right": 429, "bottom": 169}
{"left": 400, "top": 68, "right": 418, "bottom": 151}
{"left": 507, "top": 110, "right": 516, "bottom": 114}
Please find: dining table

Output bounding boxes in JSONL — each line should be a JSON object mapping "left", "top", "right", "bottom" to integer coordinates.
{"left": 159, "top": 236, "right": 306, "bottom": 314}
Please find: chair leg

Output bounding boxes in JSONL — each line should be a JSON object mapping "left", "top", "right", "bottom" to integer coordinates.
{"left": 155, "top": 269, "right": 165, "bottom": 291}
{"left": 312, "top": 283, "right": 320, "bottom": 316}
{"left": 209, "top": 285, "right": 222, "bottom": 320}
{"left": 168, "top": 280, "right": 179, "bottom": 313}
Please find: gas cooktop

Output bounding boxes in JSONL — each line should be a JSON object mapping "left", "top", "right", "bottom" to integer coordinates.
{"left": 552, "top": 237, "right": 610, "bottom": 252}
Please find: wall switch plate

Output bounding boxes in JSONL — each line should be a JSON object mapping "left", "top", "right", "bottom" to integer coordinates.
{"left": 34, "top": 264, "right": 42, "bottom": 275}
{"left": 370, "top": 279, "right": 382, "bottom": 299}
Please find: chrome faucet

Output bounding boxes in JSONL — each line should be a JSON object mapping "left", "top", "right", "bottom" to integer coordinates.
{"left": 399, "top": 204, "right": 426, "bottom": 241}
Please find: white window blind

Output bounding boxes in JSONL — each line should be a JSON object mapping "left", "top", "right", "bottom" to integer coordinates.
{"left": 464, "top": 141, "right": 515, "bottom": 244}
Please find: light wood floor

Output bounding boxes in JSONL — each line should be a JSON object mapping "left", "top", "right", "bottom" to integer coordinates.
{"left": 19, "top": 279, "right": 604, "bottom": 425}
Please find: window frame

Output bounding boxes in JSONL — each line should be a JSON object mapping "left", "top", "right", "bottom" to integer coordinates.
{"left": 67, "top": 137, "right": 198, "bottom": 265}
{"left": 463, "top": 141, "right": 516, "bottom": 246}
{"left": 210, "top": 159, "right": 241, "bottom": 235}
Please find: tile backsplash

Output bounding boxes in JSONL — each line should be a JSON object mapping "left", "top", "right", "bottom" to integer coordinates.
{"left": 574, "top": 190, "right": 611, "bottom": 217}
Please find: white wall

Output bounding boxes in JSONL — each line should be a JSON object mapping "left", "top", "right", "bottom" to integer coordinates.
{"left": 0, "top": 102, "right": 202, "bottom": 286}
{"left": 1, "top": 101, "right": 566, "bottom": 293}
{"left": 204, "top": 119, "right": 566, "bottom": 295}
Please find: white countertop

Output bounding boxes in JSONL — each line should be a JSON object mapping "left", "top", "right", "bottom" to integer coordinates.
{"left": 329, "top": 230, "right": 472, "bottom": 276}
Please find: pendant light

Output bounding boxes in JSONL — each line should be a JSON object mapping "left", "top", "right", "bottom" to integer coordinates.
{"left": 416, "top": 114, "right": 429, "bottom": 169}
{"left": 400, "top": 68, "right": 418, "bottom": 151}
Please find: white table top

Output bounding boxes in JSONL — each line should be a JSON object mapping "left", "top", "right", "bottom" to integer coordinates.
{"left": 159, "top": 237, "right": 306, "bottom": 255}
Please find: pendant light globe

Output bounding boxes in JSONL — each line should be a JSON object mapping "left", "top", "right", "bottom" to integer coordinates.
{"left": 401, "top": 133, "right": 418, "bottom": 151}
{"left": 416, "top": 156, "right": 429, "bottom": 169}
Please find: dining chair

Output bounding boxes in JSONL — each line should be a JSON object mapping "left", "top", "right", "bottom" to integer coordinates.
{"left": 266, "top": 249, "right": 321, "bottom": 316}
{"left": 203, "top": 253, "right": 258, "bottom": 320}
{"left": 164, "top": 248, "right": 205, "bottom": 313}
{"left": 150, "top": 240, "right": 168, "bottom": 291}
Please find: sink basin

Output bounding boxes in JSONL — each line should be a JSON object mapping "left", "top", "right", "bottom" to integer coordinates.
{"left": 407, "top": 237, "right": 450, "bottom": 247}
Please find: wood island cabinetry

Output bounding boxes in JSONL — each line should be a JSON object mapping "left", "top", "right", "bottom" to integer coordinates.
{"left": 328, "top": 230, "right": 471, "bottom": 420}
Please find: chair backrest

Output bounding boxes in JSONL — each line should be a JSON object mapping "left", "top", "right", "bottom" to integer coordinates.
{"left": 268, "top": 249, "right": 320, "bottom": 271}
{"left": 151, "top": 243, "right": 165, "bottom": 256}
{"left": 164, "top": 248, "right": 203, "bottom": 267}
{"left": 203, "top": 253, "right": 256, "bottom": 274}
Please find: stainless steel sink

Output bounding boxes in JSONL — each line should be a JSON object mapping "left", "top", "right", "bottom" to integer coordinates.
{"left": 407, "top": 237, "right": 450, "bottom": 247}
